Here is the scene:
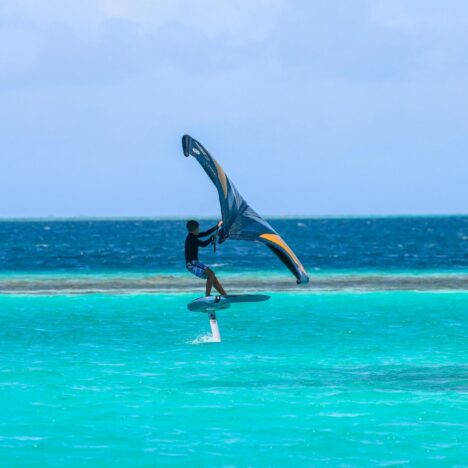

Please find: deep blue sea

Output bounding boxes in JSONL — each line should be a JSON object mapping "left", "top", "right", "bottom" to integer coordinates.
{"left": 0, "top": 217, "right": 466, "bottom": 273}
{"left": 0, "top": 217, "right": 467, "bottom": 466}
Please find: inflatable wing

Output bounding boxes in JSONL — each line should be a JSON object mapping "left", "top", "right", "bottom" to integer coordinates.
{"left": 182, "top": 135, "right": 309, "bottom": 284}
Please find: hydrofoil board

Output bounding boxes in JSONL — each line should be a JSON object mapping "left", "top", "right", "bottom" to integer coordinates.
{"left": 188, "top": 294, "right": 270, "bottom": 312}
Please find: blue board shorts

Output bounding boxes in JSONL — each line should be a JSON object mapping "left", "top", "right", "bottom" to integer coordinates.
{"left": 186, "top": 260, "right": 209, "bottom": 279}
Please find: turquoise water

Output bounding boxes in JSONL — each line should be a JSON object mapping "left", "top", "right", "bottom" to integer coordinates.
{"left": 1, "top": 292, "right": 467, "bottom": 466}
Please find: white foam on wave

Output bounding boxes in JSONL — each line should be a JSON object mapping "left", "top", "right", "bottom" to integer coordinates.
{"left": 189, "top": 333, "right": 217, "bottom": 345}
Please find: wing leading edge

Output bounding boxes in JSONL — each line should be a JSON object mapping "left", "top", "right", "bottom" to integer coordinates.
{"left": 182, "top": 134, "right": 309, "bottom": 284}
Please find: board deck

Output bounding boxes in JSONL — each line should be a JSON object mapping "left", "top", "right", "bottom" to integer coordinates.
{"left": 188, "top": 294, "right": 270, "bottom": 312}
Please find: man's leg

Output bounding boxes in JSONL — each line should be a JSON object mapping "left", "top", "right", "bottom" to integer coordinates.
{"left": 213, "top": 275, "right": 227, "bottom": 296}
{"left": 205, "top": 270, "right": 214, "bottom": 296}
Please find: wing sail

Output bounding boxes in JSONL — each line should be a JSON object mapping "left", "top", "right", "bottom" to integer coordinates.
{"left": 182, "top": 135, "right": 309, "bottom": 284}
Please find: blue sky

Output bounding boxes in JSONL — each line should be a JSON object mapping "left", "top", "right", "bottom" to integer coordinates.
{"left": 0, "top": 0, "right": 467, "bottom": 217}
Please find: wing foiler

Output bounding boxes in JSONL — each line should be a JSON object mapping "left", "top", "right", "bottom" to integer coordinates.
{"left": 182, "top": 135, "right": 309, "bottom": 285}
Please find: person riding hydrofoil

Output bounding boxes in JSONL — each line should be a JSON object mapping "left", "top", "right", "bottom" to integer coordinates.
{"left": 185, "top": 220, "right": 227, "bottom": 297}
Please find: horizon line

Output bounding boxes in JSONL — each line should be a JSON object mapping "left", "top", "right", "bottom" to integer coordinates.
{"left": 0, "top": 213, "right": 466, "bottom": 222}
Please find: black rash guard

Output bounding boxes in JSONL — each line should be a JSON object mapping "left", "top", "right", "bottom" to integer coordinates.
{"left": 185, "top": 225, "right": 218, "bottom": 263}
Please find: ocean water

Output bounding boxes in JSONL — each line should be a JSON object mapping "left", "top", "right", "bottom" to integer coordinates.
{"left": 0, "top": 216, "right": 467, "bottom": 273}
{"left": 0, "top": 218, "right": 467, "bottom": 466}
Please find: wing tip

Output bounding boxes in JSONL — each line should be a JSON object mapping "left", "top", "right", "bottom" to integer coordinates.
{"left": 296, "top": 275, "right": 310, "bottom": 285}
{"left": 182, "top": 134, "right": 192, "bottom": 157}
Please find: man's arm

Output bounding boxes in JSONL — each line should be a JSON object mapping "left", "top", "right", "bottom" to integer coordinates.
{"left": 197, "top": 219, "right": 224, "bottom": 237}
{"left": 197, "top": 225, "right": 218, "bottom": 238}
{"left": 197, "top": 235, "right": 215, "bottom": 247}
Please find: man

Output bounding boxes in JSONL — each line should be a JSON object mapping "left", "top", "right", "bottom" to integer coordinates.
{"left": 185, "top": 219, "right": 227, "bottom": 297}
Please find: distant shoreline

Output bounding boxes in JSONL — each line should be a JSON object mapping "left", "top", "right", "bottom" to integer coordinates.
{"left": 1, "top": 272, "right": 467, "bottom": 295}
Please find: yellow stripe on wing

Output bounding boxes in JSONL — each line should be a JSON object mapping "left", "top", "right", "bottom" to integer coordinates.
{"left": 259, "top": 233, "right": 306, "bottom": 274}
{"left": 213, "top": 158, "right": 228, "bottom": 199}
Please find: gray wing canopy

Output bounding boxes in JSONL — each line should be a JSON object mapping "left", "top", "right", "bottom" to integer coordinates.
{"left": 182, "top": 135, "right": 309, "bottom": 284}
